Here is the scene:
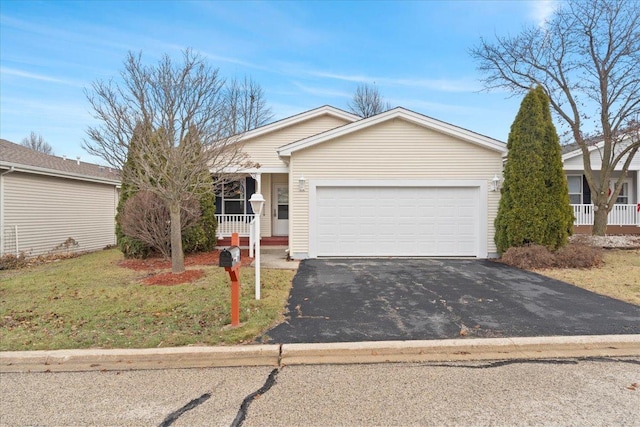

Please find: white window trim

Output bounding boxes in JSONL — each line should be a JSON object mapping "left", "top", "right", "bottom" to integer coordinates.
{"left": 567, "top": 174, "right": 583, "bottom": 204}
{"left": 610, "top": 178, "right": 631, "bottom": 204}
{"left": 216, "top": 180, "right": 247, "bottom": 215}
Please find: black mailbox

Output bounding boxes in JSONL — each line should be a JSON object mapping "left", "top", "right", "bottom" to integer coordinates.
{"left": 219, "top": 246, "right": 241, "bottom": 268}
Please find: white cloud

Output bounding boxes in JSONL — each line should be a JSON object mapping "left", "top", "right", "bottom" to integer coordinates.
{"left": 306, "top": 71, "right": 480, "bottom": 93}
{"left": 292, "top": 82, "right": 351, "bottom": 99}
{"left": 530, "top": 0, "right": 560, "bottom": 27}
{"left": 0, "top": 67, "right": 84, "bottom": 87}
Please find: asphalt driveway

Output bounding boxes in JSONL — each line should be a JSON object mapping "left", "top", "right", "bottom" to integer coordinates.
{"left": 262, "top": 258, "right": 640, "bottom": 343}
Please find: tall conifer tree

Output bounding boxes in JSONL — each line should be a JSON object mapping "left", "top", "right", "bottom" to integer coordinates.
{"left": 495, "top": 87, "right": 573, "bottom": 254}
{"left": 536, "top": 88, "right": 574, "bottom": 249}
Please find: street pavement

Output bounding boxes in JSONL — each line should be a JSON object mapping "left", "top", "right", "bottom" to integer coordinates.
{"left": 263, "top": 258, "right": 640, "bottom": 343}
{"left": 1, "top": 357, "right": 638, "bottom": 426}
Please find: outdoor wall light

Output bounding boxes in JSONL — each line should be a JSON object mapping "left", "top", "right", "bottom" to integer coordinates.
{"left": 491, "top": 174, "right": 501, "bottom": 192}
{"left": 298, "top": 176, "right": 306, "bottom": 192}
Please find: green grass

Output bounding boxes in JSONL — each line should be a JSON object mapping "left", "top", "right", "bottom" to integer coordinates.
{"left": 0, "top": 250, "right": 294, "bottom": 351}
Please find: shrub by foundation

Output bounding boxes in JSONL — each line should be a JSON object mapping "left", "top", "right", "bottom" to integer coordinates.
{"left": 500, "top": 243, "right": 604, "bottom": 270}
{"left": 500, "top": 245, "right": 555, "bottom": 269}
{"left": 555, "top": 244, "right": 603, "bottom": 268}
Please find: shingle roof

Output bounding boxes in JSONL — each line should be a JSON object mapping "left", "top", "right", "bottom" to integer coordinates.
{"left": 0, "top": 139, "right": 121, "bottom": 184}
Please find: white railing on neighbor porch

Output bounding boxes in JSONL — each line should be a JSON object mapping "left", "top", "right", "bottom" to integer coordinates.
{"left": 215, "top": 214, "right": 255, "bottom": 237}
{"left": 571, "top": 204, "right": 639, "bottom": 226}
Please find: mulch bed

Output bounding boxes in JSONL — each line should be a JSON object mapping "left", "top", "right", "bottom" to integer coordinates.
{"left": 119, "top": 249, "right": 254, "bottom": 286}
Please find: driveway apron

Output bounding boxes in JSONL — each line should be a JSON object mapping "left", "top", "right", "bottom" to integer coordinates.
{"left": 262, "top": 258, "right": 640, "bottom": 343}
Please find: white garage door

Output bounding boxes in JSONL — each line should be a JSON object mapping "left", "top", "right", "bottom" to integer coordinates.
{"left": 315, "top": 186, "right": 480, "bottom": 257}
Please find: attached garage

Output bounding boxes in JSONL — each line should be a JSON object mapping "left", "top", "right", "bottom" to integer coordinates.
{"left": 271, "top": 107, "right": 507, "bottom": 259}
{"left": 311, "top": 181, "right": 486, "bottom": 257}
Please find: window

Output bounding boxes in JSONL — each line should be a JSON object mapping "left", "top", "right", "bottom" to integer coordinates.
{"left": 610, "top": 180, "right": 630, "bottom": 204}
{"left": 567, "top": 175, "right": 582, "bottom": 204}
{"left": 216, "top": 180, "right": 245, "bottom": 214}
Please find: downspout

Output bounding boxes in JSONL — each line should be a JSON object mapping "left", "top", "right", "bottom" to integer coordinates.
{"left": 0, "top": 166, "right": 16, "bottom": 254}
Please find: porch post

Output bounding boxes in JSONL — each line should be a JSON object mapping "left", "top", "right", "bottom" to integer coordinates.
{"left": 636, "top": 171, "right": 639, "bottom": 204}
{"left": 252, "top": 173, "right": 262, "bottom": 194}
{"left": 636, "top": 171, "right": 640, "bottom": 226}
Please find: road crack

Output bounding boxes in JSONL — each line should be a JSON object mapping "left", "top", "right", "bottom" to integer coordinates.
{"left": 159, "top": 392, "right": 211, "bottom": 427}
{"left": 414, "top": 356, "right": 640, "bottom": 369}
{"left": 231, "top": 368, "right": 279, "bottom": 427}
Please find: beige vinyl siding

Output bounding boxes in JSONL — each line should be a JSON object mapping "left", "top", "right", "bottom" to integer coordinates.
{"left": 289, "top": 118, "right": 503, "bottom": 256}
{"left": 241, "top": 115, "right": 351, "bottom": 168}
{"left": 2, "top": 172, "right": 117, "bottom": 256}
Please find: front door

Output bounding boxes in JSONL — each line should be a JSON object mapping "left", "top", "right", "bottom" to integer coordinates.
{"left": 273, "top": 184, "right": 289, "bottom": 236}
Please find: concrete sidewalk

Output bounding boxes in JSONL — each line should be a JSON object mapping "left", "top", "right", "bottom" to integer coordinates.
{"left": 251, "top": 246, "right": 299, "bottom": 270}
{"left": 2, "top": 335, "right": 639, "bottom": 373}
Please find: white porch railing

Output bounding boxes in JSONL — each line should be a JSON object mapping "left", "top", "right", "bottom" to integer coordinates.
{"left": 571, "top": 204, "right": 639, "bottom": 226}
{"left": 215, "top": 214, "right": 255, "bottom": 237}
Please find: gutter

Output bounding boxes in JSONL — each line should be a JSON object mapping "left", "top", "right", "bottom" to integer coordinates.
{"left": 0, "top": 166, "right": 16, "bottom": 176}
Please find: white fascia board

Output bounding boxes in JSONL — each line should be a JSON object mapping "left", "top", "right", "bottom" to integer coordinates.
{"left": 233, "top": 106, "right": 359, "bottom": 142}
{"left": 278, "top": 107, "right": 506, "bottom": 157}
{"left": 0, "top": 161, "right": 121, "bottom": 186}
{"left": 562, "top": 141, "right": 604, "bottom": 162}
{"left": 561, "top": 133, "right": 636, "bottom": 163}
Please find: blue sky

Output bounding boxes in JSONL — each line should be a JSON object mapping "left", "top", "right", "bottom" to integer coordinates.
{"left": 1, "top": 0, "right": 558, "bottom": 164}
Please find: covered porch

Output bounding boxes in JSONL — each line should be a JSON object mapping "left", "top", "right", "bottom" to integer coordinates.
{"left": 214, "top": 172, "right": 290, "bottom": 245}
{"left": 571, "top": 204, "right": 640, "bottom": 235}
{"left": 567, "top": 170, "right": 640, "bottom": 233}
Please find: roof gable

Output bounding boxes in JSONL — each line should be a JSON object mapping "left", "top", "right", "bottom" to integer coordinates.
{"left": 0, "top": 139, "right": 120, "bottom": 185}
{"left": 235, "top": 105, "right": 359, "bottom": 142}
{"left": 277, "top": 107, "right": 506, "bottom": 156}
{"left": 562, "top": 141, "right": 602, "bottom": 161}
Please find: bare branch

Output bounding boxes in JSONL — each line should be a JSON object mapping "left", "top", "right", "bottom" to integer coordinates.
{"left": 224, "top": 76, "right": 274, "bottom": 134}
{"left": 471, "top": 0, "right": 640, "bottom": 234}
{"left": 85, "top": 49, "right": 260, "bottom": 272}
{"left": 21, "top": 132, "right": 54, "bottom": 155}
{"left": 347, "top": 83, "right": 392, "bottom": 118}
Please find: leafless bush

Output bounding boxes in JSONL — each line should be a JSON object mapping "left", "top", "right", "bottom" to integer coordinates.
{"left": 555, "top": 244, "right": 603, "bottom": 268}
{"left": 500, "top": 243, "right": 605, "bottom": 270}
{"left": 500, "top": 245, "right": 556, "bottom": 269}
{"left": 120, "top": 191, "right": 201, "bottom": 258}
{"left": 0, "top": 252, "right": 28, "bottom": 270}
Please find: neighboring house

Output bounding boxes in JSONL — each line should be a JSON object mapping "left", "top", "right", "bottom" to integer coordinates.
{"left": 562, "top": 137, "right": 640, "bottom": 234}
{"left": 215, "top": 106, "right": 507, "bottom": 259}
{"left": 0, "top": 139, "right": 121, "bottom": 257}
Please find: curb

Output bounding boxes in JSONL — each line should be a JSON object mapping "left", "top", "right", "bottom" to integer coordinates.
{"left": 1, "top": 335, "right": 638, "bottom": 373}
{"left": 280, "top": 335, "right": 640, "bottom": 365}
{"left": 0, "top": 345, "right": 280, "bottom": 373}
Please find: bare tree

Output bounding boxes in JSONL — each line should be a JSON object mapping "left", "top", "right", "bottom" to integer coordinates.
{"left": 471, "top": 0, "right": 640, "bottom": 235}
{"left": 84, "top": 50, "right": 253, "bottom": 273}
{"left": 21, "top": 132, "right": 54, "bottom": 155}
{"left": 120, "top": 191, "right": 201, "bottom": 258}
{"left": 225, "top": 76, "right": 274, "bottom": 134}
{"left": 347, "top": 83, "right": 392, "bottom": 118}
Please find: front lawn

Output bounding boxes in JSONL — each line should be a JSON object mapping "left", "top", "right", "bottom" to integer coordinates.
{"left": 0, "top": 249, "right": 294, "bottom": 351}
{"left": 534, "top": 249, "right": 640, "bottom": 305}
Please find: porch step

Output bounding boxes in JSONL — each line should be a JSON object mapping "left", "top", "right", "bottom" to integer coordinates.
{"left": 216, "top": 236, "right": 289, "bottom": 247}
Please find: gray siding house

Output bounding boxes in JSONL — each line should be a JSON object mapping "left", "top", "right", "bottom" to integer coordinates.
{"left": 0, "top": 139, "right": 121, "bottom": 257}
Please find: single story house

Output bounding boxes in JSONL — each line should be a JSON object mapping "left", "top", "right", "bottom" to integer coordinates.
{"left": 214, "top": 106, "right": 507, "bottom": 259}
{"left": 0, "top": 139, "right": 121, "bottom": 257}
{"left": 562, "top": 136, "right": 640, "bottom": 234}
